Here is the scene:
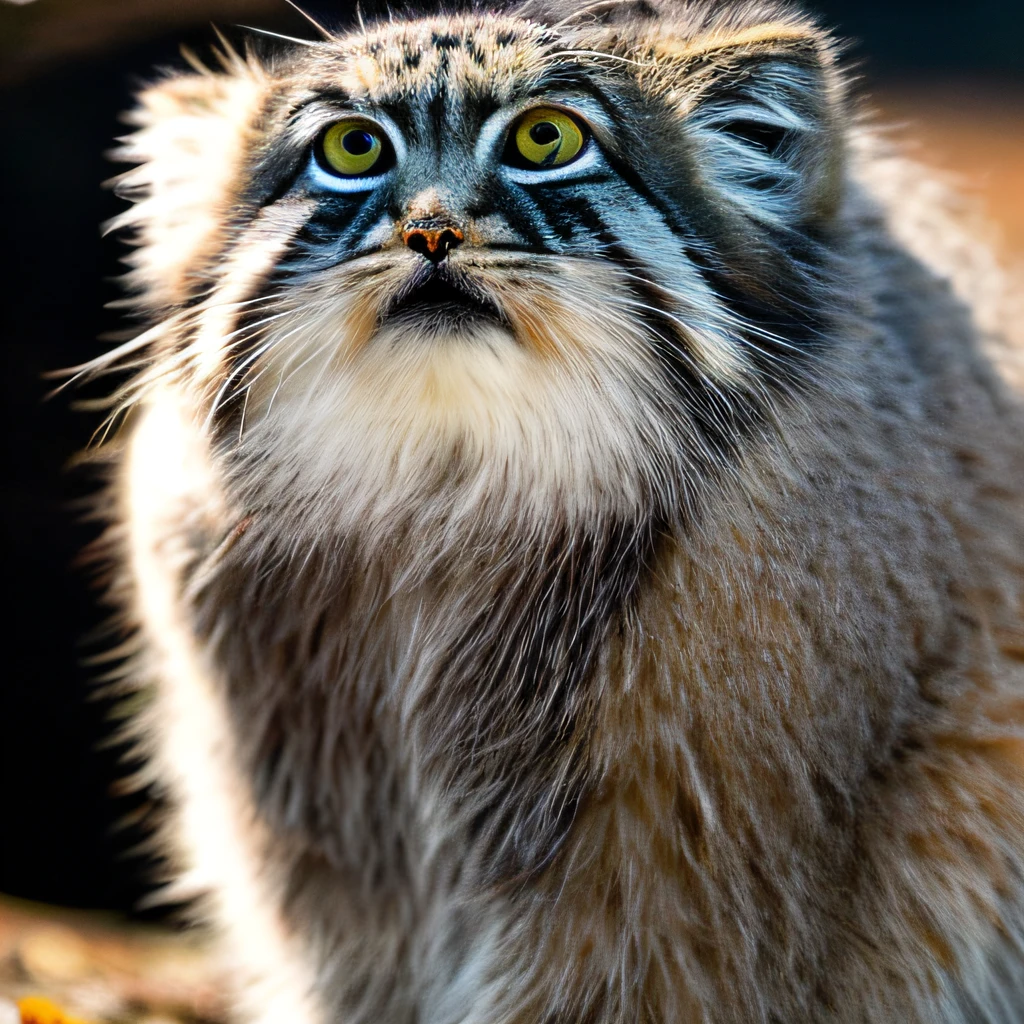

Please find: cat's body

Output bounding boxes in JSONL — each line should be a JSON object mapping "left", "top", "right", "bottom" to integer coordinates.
{"left": 99, "top": 1, "right": 1024, "bottom": 1021}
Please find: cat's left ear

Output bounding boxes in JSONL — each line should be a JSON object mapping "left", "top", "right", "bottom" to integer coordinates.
{"left": 661, "top": 23, "right": 846, "bottom": 228}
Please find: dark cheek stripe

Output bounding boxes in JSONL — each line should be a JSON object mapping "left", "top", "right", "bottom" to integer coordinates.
{"left": 588, "top": 229, "right": 762, "bottom": 467}
{"left": 198, "top": 204, "right": 344, "bottom": 437}
{"left": 526, "top": 185, "right": 620, "bottom": 264}
{"left": 572, "top": 148, "right": 832, "bottom": 383}
{"left": 531, "top": 186, "right": 802, "bottom": 468}
{"left": 599, "top": 135, "right": 835, "bottom": 367}
{"left": 294, "top": 193, "right": 382, "bottom": 264}
{"left": 477, "top": 178, "right": 557, "bottom": 254}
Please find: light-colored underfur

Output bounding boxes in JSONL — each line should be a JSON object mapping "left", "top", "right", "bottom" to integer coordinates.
{"left": 92, "top": 2, "right": 1024, "bottom": 1021}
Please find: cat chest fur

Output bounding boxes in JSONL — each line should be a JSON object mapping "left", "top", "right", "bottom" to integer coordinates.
{"left": 180, "top": 472, "right": 656, "bottom": 891}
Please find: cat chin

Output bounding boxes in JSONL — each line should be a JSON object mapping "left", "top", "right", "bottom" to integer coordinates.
{"left": 232, "top": 316, "right": 680, "bottom": 533}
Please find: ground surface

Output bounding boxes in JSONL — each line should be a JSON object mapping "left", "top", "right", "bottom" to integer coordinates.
{"left": 0, "top": 897, "right": 225, "bottom": 1024}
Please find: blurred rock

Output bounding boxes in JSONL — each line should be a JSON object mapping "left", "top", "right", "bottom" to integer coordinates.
{"left": 19, "top": 930, "right": 92, "bottom": 985}
{"left": 0, "top": 897, "right": 227, "bottom": 1024}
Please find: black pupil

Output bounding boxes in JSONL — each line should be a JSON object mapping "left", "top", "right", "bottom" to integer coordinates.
{"left": 529, "top": 121, "right": 560, "bottom": 145}
{"left": 343, "top": 130, "right": 375, "bottom": 155}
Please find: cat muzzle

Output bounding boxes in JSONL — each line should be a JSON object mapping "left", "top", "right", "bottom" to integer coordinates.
{"left": 382, "top": 262, "right": 505, "bottom": 331}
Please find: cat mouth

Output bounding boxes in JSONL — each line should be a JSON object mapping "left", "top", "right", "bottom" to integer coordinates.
{"left": 382, "top": 265, "right": 506, "bottom": 332}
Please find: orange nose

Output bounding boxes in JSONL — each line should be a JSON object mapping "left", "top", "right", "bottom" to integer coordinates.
{"left": 402, "top": 221, "right": 464, "bottom": 263}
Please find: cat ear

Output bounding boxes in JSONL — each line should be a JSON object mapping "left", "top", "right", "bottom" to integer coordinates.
{"left": 674, "top": 23, "right": 845, "bottom": 229}
{"left": 108, "top": 59, "right": 267, "bottom": 310}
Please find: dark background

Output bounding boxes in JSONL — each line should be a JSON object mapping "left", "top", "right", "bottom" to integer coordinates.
{"left": 1, "top": 0, "right": 1022, "bottom": 916}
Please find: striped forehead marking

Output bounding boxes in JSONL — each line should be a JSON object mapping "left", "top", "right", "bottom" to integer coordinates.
{"left": 337, "top": 17, "right": 556, "bottom": 102}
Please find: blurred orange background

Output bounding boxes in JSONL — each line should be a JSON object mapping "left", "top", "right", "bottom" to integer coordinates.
{"left": 880, "top": 81, "right": 1024, "bottom": 262}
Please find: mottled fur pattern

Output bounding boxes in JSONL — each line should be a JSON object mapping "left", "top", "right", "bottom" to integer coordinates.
{"left": 90, "top": 0, "right": 1024, "bottom": 1021}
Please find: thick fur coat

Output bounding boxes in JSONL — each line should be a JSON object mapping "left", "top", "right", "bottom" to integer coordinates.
{"left": 92, "top": 1, "right": 1024, "bottom": 1020}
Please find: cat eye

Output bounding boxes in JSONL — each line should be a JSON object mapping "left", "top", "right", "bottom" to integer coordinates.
{"left": 506, "top": 107, "right": 587, "bottom": 169}
{"left": 318, "top": 119, "right": 391, "bottom": 177}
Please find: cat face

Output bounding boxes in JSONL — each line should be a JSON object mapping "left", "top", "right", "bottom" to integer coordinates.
{"left": 113, "top": 2, "right": 846, "bottom": 533}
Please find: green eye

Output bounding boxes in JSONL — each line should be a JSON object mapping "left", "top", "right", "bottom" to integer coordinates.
{"left": 512, "top": 108, "right": 586, "bottom": 168}
{"left": 320, "top": 120, "right": 386, "bottom": 176}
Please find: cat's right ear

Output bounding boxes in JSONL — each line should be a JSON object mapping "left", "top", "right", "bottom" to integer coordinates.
{"left": 108, "top": 62, "right": 267, "bottom": 311}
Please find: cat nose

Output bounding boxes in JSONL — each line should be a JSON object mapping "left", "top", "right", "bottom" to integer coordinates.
{"left": 402, "top": 218, "right": 464, "bottom": 264}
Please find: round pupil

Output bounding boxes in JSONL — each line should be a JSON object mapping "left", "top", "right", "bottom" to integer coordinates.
{"left": 342, "top": 130, "right": 375, "bottom": 155}
{"left": 529, "top": 122, "right": 560, "bottom": 145}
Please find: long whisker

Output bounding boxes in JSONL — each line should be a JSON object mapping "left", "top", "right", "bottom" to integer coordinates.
{"left": 281, "top": 0, "right": 334, "bottom": 40}
{"left": 77, "top": 293, "right": 293, "bottom": 442}
{"left": 49, "top": 321, "right": 173, "bottom": 393}
{"left": 203, "top": 314, "right": 304, "bottom": 426}
{"left": 236, "top": 25, "right": 324, "bottom": 47}
{"left": 54, "top": 290, "right": 291, "bottom": 389}
{"left": 612, "top": 263, "right": 820, "bottom": 365}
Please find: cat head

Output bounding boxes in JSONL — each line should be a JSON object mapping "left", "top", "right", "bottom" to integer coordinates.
{"left": 110, "top": 0, "right": 849, "bottom": 537}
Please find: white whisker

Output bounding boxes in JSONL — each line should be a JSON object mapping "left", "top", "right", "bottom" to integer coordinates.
{"left": 281, "top": 0, "right": 334, "bottom": 40}
{"left": 236, "top": 25, "right": 323, "bottom": 48}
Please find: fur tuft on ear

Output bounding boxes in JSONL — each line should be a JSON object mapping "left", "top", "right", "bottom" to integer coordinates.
{"left": 108, "top": 57, "right": 268, "bottom": 311}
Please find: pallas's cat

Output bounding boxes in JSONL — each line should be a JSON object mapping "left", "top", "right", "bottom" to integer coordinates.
{"left": 88, "top": 1, "right": 1024, "bottom": 1020}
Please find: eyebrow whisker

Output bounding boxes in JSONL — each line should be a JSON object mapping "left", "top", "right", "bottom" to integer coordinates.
{"left": 281, "top": 0, "right": 335, "bottom": 40}
{"left": 235, "top": 25, "right": 324, "bottom": 48}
